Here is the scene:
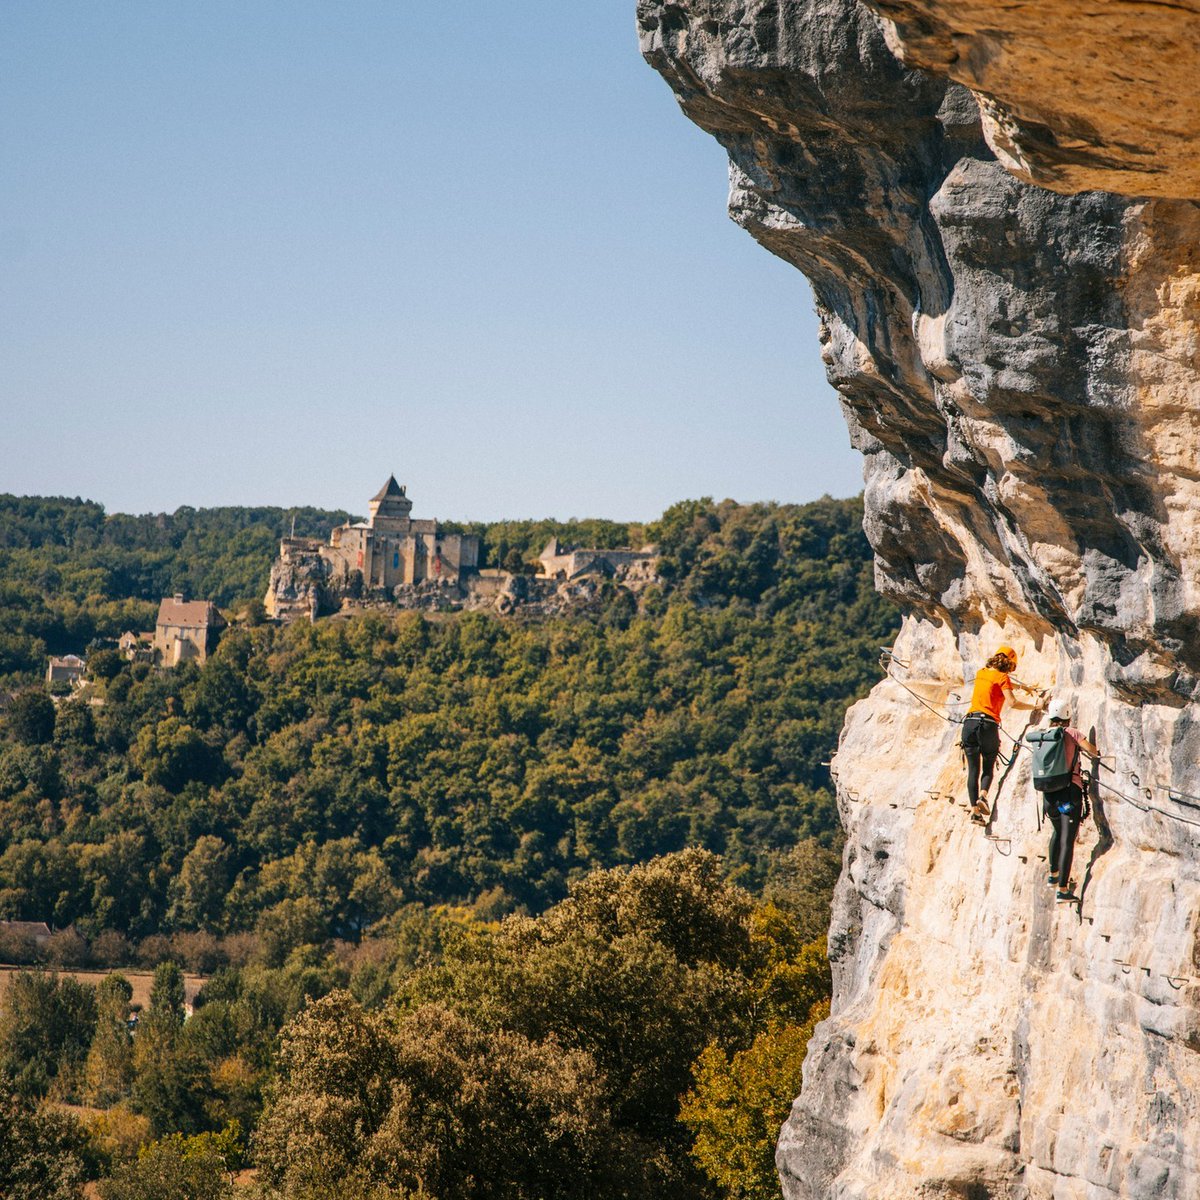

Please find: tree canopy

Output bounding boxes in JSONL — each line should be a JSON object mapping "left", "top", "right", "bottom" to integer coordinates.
{"left": 0, "top": 491, "right": 891, "bottom": 1199}
{"left": 0, "top": 495, "right": 892, "bottom": 939}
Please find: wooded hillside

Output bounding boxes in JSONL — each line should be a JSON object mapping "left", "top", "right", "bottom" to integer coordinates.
{"left": 0, "top": 492, "right": 895, "bottom": 1200}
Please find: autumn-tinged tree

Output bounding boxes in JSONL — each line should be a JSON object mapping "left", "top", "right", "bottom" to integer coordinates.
{"left": 746, "top": 911, "right": 832, "bottom": 1027}
{"left": 397, "top": 850, "right": 768, "bottom": 1198}
{"left": 255, "top": 995, "right": 633, "bottom": 1200}
{"left": 681, "top": 1002, "right": 831, "bottom": 1200}
{"left": 98, "top": 1131, "right": 235, "bottom": 1200}
{"left": 677, "top": 894, "right": 833, "bottom": 1200}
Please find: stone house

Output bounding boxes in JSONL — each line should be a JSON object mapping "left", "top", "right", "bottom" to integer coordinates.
{"left": 153, "top": 595, "right": 225, "bottom": 666}
{"left": 118, "top": 631, "right": 156, "bottom": 663}
{"left": 46, "top": 654, "right": 86, "bottom": 687}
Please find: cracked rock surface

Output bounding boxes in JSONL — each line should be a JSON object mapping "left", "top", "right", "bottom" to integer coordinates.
{"left": 639, "top": 2, "right": 1200, "bottom": 1196}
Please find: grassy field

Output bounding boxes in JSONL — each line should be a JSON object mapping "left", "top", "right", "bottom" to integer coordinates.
{"left": 0, "top": 964, "right": 207, "bottom": 1011}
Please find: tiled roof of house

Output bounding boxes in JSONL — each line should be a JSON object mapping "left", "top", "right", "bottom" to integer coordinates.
{"left": 0, "top": 920, "right": 52, "bottom": 940}
{"left": 156, "top": 598, "right": 220, "bottom": 628}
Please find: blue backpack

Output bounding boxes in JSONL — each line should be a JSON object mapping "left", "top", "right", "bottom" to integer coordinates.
{"left": 1025, "top": 726, "right": 1078, "bottom": 793}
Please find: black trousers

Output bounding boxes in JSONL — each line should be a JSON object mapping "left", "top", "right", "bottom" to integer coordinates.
{"left": 962, "top": 714, "right": 1001, "bottom": 808}
{"left": 1045, "top": 784, "right": 1084, "bottom": 887}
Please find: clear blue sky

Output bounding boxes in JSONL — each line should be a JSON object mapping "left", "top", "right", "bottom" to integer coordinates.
{"left": 0, "top": 2, "right": 861, "bottom": 522}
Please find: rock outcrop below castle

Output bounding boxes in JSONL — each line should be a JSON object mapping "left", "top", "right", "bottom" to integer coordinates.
{"left": 640, "top": 2, "right": 1200, "bottom": 1196}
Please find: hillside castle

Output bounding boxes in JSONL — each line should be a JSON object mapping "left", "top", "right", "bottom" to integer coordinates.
{"left": 264, "top": 477, "right": 659, "bottom": 621}
{"left": 264, "top": 477, "right": 480, "bottom": 621}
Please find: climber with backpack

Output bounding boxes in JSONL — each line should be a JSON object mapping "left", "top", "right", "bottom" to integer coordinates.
{"left": 962, "top": 645, "right": 1040, "bottom": 822}
{"left": 1025, "top": 697, "right": 1099, "bottom": 901}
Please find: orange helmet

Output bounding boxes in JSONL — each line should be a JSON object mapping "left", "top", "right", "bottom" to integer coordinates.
{"left": 996, "top": 644, "right": 1017, "bottom": 665}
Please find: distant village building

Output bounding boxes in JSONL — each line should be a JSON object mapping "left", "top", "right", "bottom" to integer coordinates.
{"left": 46, "top": 654, "right": 87, "bottom": 687}
{"left": 265, "top": 477, "right": 481, "bottom": 621}
{"left": 119, "top": 631, "right": 155, "bottom": 663}
{"left": 538, "top": 538, "right": 659, "bottom": 581}
{"left": 0, "top": 920, "right": 52, "bottom": 947}
{"left": 153, "top": 596, "right": 226, "bottom": 666}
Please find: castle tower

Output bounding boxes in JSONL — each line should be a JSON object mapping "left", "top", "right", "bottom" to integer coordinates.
{"left": 368, "top": 475, "right": 413, "bottom": 530}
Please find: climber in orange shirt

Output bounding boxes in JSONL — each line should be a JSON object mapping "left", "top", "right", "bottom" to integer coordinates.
{"left": 961, "top": 645, "right": 1040, "bottom": 821}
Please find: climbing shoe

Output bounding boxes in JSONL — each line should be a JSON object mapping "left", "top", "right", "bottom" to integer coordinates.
{"left": 975, "top": 797, "right": 991, "bottom": 818}
{"left": 970, "top": 802, "right": 989, "bottom": 822}
{"left": 1047, "top": 875, "right": 1058, "bottom": 886}
{"left": 1056, "top": 888, "right": 1076, "bottom": 902}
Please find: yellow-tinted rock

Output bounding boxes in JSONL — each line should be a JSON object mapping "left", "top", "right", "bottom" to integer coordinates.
{"left": 863, "top": 0, "right": 1200, "bottom": 199}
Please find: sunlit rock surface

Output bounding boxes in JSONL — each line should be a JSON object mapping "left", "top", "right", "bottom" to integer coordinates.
{"left": 638, "top": 1, "right": 1200, "bottom": 1196}
{"left": 861, "top": 0, "right": 1200, "bottom": 199}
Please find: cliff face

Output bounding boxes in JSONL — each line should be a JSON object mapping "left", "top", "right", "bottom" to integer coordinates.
{"left": 638, "top": 2, "right": 1200, "bottom": 1197}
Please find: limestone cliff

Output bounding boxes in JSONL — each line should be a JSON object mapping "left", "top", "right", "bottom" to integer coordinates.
{"left": 639, "top": 2, "right": 1200, "bottom": 1196}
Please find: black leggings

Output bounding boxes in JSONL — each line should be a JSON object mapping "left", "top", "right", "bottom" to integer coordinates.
{"left": 1045, "top": 784, "right": 1083, "bottom": 886}
{"left": 961, "top": 714, "right": 1000, "bottom": 808}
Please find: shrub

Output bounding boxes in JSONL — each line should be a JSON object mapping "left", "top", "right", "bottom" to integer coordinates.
{"left": 44, "top": 929, "right": 89, "bottom": 969}
{"left": 98, "top": 1133, "right": 234, "bottom": 1200}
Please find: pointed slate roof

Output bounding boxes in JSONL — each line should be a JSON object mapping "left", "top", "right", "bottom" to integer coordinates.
{"left": 371, "top": 475, "right": 405, "bottom": 502}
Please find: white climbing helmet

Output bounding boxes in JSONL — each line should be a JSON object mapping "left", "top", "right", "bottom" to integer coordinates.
{"left": 1048, "top": 697, "right": 1071, "bottom": 722}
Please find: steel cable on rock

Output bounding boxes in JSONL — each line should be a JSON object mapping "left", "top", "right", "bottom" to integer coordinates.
{"left": 1092, "top": 772, "right": 1200, "bottom": 832}
{"left": 879, "top": 652, "right": 1026, "bottom": 765}
{"left": 881, "top": 662, "right": 966, "bottom": 726}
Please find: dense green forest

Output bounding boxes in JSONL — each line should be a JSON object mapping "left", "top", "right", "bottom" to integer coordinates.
{"left": 0, "top": 491, "right": 897, "bottom": 1199}
{"left": 0, "top": 494, "right": 894, "bottom": 929}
